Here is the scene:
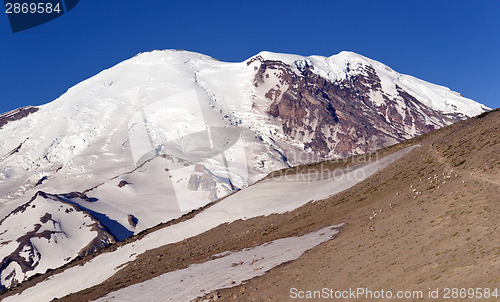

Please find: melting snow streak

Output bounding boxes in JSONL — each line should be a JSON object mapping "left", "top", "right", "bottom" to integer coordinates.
{"left": 95, "top": 224, "right": 343, "bottom": 302}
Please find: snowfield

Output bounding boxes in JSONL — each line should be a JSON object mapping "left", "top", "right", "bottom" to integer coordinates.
{"left": 4, "top": 145, "right": 418, "bottom": 302}
{"left": 0, "top": 192, "right": 115, "bottom": 287}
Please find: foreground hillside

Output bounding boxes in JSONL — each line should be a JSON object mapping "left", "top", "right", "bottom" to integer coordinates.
{"left": 3, "top": 109, "right": 496, "bottom": 301}
{"left": 96, "top": 109, "right": 500, "bottom": 301}
{"left": 205, "top": 108, "right": 500, "bottom": 301}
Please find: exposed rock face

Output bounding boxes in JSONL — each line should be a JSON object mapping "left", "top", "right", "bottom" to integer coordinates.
{"left": 127, "top": 214, "right": 139, "bottom": 228}
{"left": 188, "top": 171, "right": 220, "bottom": 201}
{"left": 0, "top": 106, "right": 39, "bottom": 130}
{"left": 117, "top": 180, "right": 130, "bottom": 188}
{"left": 249, "top": 54, "right": 473, "bottom": 158}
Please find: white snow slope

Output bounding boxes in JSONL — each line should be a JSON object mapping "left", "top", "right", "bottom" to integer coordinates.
{"left": 4, "top": 145, "right": 418, "bottom": 302}
{"left": 0, "top": 49, "right": 489, "bottom": 286}
{"left": 0, "top": 192, "right": 114, "bottom": 288}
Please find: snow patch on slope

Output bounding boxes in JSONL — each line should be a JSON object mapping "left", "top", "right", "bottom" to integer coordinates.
{"left": 94, "top": 224, "right": 343, "bottom": 302}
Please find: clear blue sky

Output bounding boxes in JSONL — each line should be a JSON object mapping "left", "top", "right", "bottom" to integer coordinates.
{"left": 1, "top": 0, "right": 499, "bottom": 114}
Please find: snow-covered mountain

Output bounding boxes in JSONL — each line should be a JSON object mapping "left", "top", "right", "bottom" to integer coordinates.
{"left": 0, "top": 49, "right": 489, "bottom": 288}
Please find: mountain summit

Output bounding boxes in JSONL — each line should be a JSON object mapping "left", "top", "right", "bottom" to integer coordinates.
{"left": 0, "top": 50, "right": 489, "bottom": 288}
